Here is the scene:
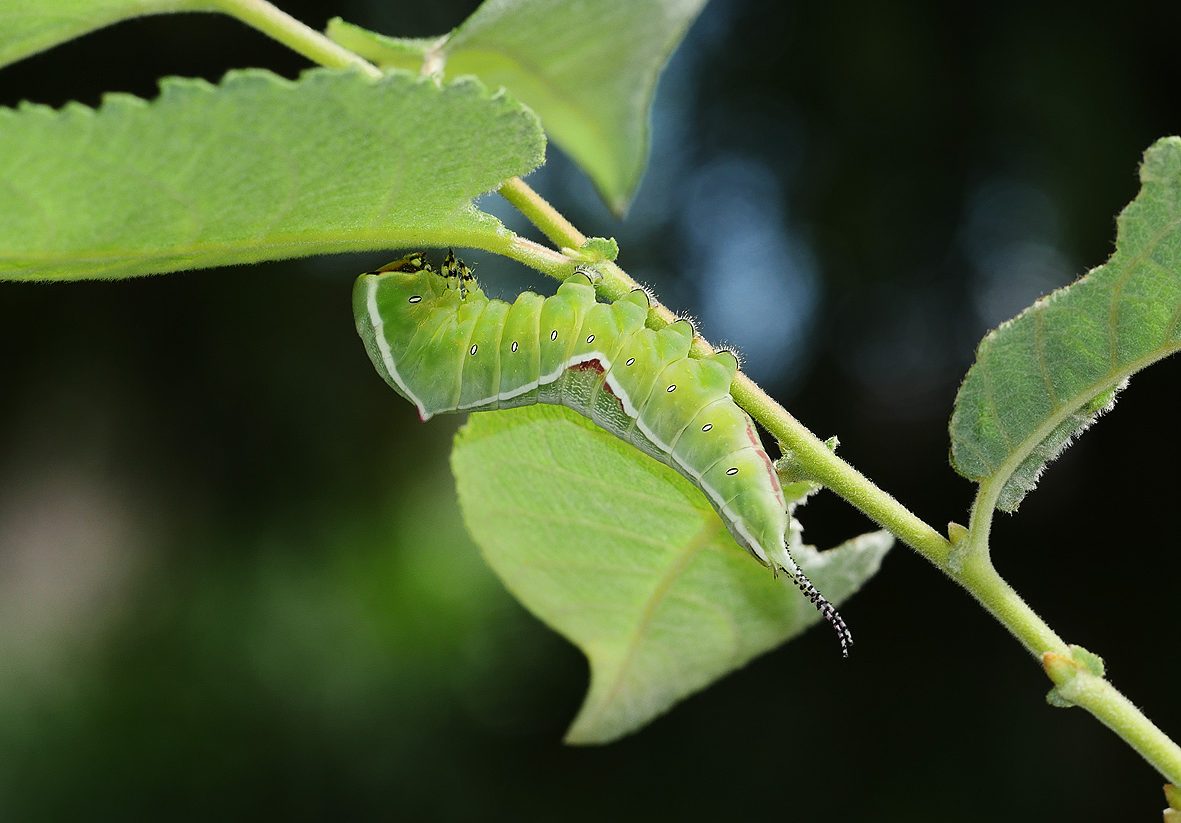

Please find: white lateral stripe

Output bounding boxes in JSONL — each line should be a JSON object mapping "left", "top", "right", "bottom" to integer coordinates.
{"left": 366, "top": 278, "right": 430, "bottom": 420}
{"left": 624, "top": 374, "right": 781, "bottom": 569}
{"left": 376, "top": 331, "right": 782, "bottom": 568}
{"left": 461, "top": 350, "right": 619, "bottom": 411}
{"left": 553, "top": 354, "right": 778, "bottom": 570}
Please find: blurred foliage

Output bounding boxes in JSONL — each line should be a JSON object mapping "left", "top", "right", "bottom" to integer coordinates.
{"left": 1, "top": 0, "right": 1180, "bottom": 820}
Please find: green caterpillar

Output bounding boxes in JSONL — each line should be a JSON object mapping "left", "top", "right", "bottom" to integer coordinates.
{"left": 354, "top": 252, "right": 852, "bottom": 655}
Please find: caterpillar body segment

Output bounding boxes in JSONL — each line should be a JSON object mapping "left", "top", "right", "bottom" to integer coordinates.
{"left": 353, "top": 253, "right": 852, "bottom": 655}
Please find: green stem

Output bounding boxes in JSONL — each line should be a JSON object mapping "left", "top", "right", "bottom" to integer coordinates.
{"left": 1046, "top": 652, "right": 1181, "bottom": 784}
{"left": 207, "top": 0, "right": 382, "bottom": 78}
{"left": 487, "top": 233, "right": 573, "bottom": 275}
{"left": 495, "top": 177, "right": 1181, "bottom": 785}
{"left": 499, "top": 178, "right": 587, "bottom": 249}
{"left": 952, "top": 473, "right": 1003, "bottom": 573}
{"left": 956, "top": 553, "right": 1067, "bottom": 656}
{"left": 731, "top": 372, "right": 950, "bottom": 564}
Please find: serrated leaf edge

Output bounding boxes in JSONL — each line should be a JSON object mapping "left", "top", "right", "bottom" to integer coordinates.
{"left": 1, "top": 66, "right": 546, "bottom": 280}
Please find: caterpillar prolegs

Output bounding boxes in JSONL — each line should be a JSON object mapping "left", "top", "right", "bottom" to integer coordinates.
{"left": 353, "top": 252, "right": 852, "bottom": 656}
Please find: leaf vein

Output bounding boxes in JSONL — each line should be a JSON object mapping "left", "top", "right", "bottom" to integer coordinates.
{"left": 597, "top": 518, "right": 724, "bottom": 711}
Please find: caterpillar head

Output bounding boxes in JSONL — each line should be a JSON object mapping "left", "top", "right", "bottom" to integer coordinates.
{"left": 375, "top": 251, "right": 433, "bottom": 274}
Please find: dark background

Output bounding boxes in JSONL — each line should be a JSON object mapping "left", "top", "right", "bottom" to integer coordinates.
{"left": 1, "top": 1, "right": 1178, "bottom": 819}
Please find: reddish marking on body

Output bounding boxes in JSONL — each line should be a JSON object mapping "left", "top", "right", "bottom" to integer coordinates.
{"left": 746, "top": 419, "right": 786, "bottom": 507}
{"left": 568, "top": 359, "right": 623, "bottom": 406}
{"left": 569, "top": 358, "right": 604, "bottom": 374}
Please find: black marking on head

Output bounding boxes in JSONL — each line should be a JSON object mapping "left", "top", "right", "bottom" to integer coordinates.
{"left": 408, "top": 295, "right": 422, "bottom": 304}
{"left": 439, "top": 248, "right": 476, "bottom": 286}
{"left": 550, "top": 330, "right": 558, "bottom": 341}
{"left": 586, "top": 334, "right": 595, "bottom": 344}
{"left": 511, "top": 341, "right": 519, "bottom": 353}
{"left": 626, "top": 357, "right": 636, "bottom": 366}
{"left": 376, "top": 252, "right": 431, "bottom": 273}
{"left": 469, "top": 344, "right": 478, "bottom": 356}
{"left": 666, "top": 385, "right": 676, "bottom": 393}
{"left": 702, "top": 423, "right": 713, "bottom": 432}
{"left": 725, "top": 467, "right": 738, "bottom": 476}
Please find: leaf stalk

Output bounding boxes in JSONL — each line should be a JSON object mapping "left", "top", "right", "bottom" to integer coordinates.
{"left": 208, "top": 0, "right": 382, "bottom": 78}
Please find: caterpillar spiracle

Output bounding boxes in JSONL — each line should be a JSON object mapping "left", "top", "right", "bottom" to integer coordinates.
{"left": 353, "top": 252, "right": 852, "bottom": 656}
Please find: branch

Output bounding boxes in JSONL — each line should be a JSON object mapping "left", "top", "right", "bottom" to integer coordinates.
{"left": 214, "top": 0, "right": 1181, "bottom": 789}
{"left": 495, "top": 176, "right": 1181, "bottom": 786}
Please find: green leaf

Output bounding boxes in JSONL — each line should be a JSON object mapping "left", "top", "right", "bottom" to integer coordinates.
{"left": 328, "top": 0, "right": 708, "bottom": 213}
{"left": 950, "top": 137, "right": 1181, "bottom": 512}
{"left": 0, "top": 0, "right": 211, "bottom": 70}
{"left": 451, "top": 404, "right": 891, "bottom": 744}
{"left": 0, "top": 68, "right": 544, "bottom": 281}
